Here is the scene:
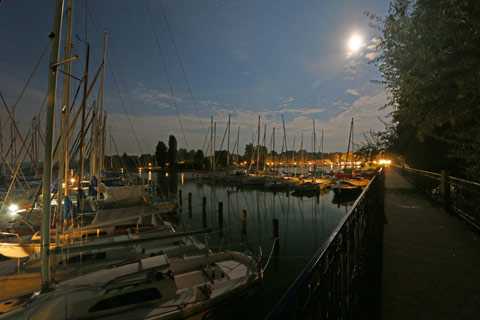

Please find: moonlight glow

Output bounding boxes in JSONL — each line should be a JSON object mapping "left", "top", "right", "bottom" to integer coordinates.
{"left": 348, "top": 36, "right": 362, "bottom": 52}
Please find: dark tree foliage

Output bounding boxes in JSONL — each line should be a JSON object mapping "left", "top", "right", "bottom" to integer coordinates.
{"left": 139, "top": 154, "right": 154, "bottom": 167}
{"left": 193, "top": 149, "right": 204, "bottom": 170}
{"left": 369, "top": 0, "right": 480, "bottom": 179}
{"left": 244, "top": 143, "right": 255, "bottom": 164}
{"left": 155, "top": 141, "right": 168, "bottom": 168}
{"left": 168, "top": 135, "right": 178, "bottom": 167}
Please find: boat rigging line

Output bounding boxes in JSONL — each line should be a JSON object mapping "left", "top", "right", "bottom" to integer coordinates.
{"left": 157, "top": 0, "right": 206, "bottom": 136}
{"left": 145, "top": 0, "right": 190, "bottom": 151}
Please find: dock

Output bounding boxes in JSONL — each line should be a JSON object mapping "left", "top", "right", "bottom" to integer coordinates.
{"left": 382, "top": 167, "right": 480, "bottom": 318}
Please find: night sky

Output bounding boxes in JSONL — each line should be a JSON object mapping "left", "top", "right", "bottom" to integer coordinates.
{"left": 0, "top": 0, "right": 391, "bottom": 155}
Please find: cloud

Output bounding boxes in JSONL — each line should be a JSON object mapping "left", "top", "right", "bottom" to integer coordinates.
{"left": 278, "top": 96, "right": 295, "bottom": 108}
{"left": 132, "top": 88, "right": 184, "bottom": 109}
{"left": 346, "top": 89, "right": 360, "bottom": 97}
{"left": 365, "top": 52, "right": 381, "bottom": 60}
{"left": 105, "top": 91, "right": 390, "bottom": 155}
{"left": 333, "top": 99, "right": 350, "bottom": 110}
{"left": 316, "top": 90, "right": 391, "bottom": 151}
{"left": 365, "top": 37, "right": 382, "bottom": 60}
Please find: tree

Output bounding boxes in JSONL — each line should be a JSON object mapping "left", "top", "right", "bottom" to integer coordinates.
{"left": 155, "top": 141, "right": 168, "bottom": 167}
{"left": 194, "top": 149, "right": 204, "bottom": 170}
{"left": 368, "top": 0, "right": 480, "bottom": 178}
{"left": 168, "top": 135, "right": 178, "bottom": 167}
{"left": 244, "top": 143, "right": 255, "bottom": 164}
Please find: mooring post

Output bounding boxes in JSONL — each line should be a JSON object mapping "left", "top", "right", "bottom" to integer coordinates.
{"left": 241, "top": 210, "right": 247, "bottom": 235}
{"left": 273, "top": 218, "right": 279, "bottom": 238}
{"left": 218, "top": 202, "right": 224, "bottom": 238}
{"left": 202, "top": 197, "right": 207, "bottom": 227}
{"left": 178, "top": 190, "right": 182, "bottom": 208}
{"left": 440, "top": 170, "right": 451, "bottom": 210}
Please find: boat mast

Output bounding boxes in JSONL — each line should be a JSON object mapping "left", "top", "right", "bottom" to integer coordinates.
{"left": 58, "top": 0, "right": 74, "bottom": 236}
{"left": 226, "top": 115, "right": 230, "bottom": 168}
{"left": 41, "top": 0, "right": 64, "bottom": 292}
{"left": 256, "top": 115, "right": 260, "bottom": 173}
{"left": 98, "top": 32, "right": 107, "bottom": 199}
{"left": 344, "top": 117, "right": 353, "bottom": 173}
{"left": 262, "top": 123, "right": 267, "bottom": 172}
{"left": 77, "top": 43, "right": 90, "bottom": 197}
{"left": 236, "top": 126, "right": 240, "bottom": 167}
{"left": 272, "top": 127, "right": 275, "bottom": 178}
{"left": 282, "top": 114, "right": 288, "bottom": 173}
{"left": 351, "top": 118, "right": 355, "bottom": 176}
{"left": 313, "top": 119, "right": 316, "bottom": 176}
{"left": 210, "top": 116, "right": 213, "bottom": 170}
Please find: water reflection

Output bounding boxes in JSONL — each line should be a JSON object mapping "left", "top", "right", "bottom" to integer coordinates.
{"left": 148, "top": 172, "right": 358, "bottom": 319}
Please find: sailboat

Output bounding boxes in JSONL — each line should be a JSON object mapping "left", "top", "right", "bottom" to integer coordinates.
{"left": 0, "top": 251, "right": 260, "bottom": 319}
{"left": 0, "top": 3, "right": 261, "bottom": 318}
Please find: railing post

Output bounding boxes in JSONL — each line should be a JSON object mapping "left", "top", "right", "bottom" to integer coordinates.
{"left": 440, "top": 170, "right": 451, "bottom": 211}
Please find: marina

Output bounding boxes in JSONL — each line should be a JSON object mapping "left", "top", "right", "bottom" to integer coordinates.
{"left": 2, "top": 0, "right": 479, "bottom": 318}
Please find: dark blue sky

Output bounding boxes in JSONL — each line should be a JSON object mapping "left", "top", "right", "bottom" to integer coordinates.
{"left": 0, "top": 0, "right": 391, "bottom": 154}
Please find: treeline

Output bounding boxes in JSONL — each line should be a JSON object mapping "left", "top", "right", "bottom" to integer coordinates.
{"left": 102, "top": 134, "right": 356, "bottom": 172}
{"left": 368, "top": 0, "right": 480, "bottom": 180}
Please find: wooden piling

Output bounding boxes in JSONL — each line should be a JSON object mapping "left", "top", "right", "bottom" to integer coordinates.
{"left": 202, "top": 197, "right": 207, "bottom": 227}
{"left": 273, "top": 218, "right": 279, "bottom": 238}
{"left": 178, "top": 190, "right": 182, "bottom": 207}
{"left": 241, "top": 210, "right": 247, "bottom": 235}
{"left": 218, "top": 202, "right": 224, "bottom": 238}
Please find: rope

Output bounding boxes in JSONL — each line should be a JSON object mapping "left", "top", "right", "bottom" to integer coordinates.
{"left": 145, "top": 0, "right": 190, "bottom": 151}
{"left": 157, "top": 0, "right": 206, "bottom": 136}
{"left": 0, "top": 38, "right": 51, "bottom": 134}
{"left": 261, "top": 237, "right": 278, "bottom": 273}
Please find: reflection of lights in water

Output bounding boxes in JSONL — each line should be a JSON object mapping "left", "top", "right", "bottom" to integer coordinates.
{"left": 181, "top": 173, "right": 184, "bottom": 185}
{"left": 148, "top": 171, "right": 152, "bottom": 181}
{"left": 166, "top": 172, "right": 169, "bottom": 177}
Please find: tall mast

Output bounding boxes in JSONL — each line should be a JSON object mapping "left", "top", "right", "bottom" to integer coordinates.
{"left": 262, "top": 123, "right": 266, "bottom": 171}
{"left": 321, "top": 129, "right": 324, "bottom": 173}
{"left": 98, "top": 32, "right": 107, "bottom": 197}
{"left": 213, "top": 121, "right": 216, "bottom": 172}
{"left": 256, "top": 115, "right": 260, "bottom": 173}
{"left": 210, "top": 116, "right": 213, "bottom": 170}
{"left": 351, "top": 118, "right": 355, "bottom": 176}
{"left": 58, "top": 0, "right": 74, "bottom": 235}
{"left": 344, "top": 117, "right": 353, "bottom": 172}
{"left": 313, "top": 119, "right": 316, "bottom": 174}
{"left": 236, "top": 126, "right": 240, "bottom": 167}
{"left": 282, "top": 114, "right": 288, "bottom": 170}
{"left": 41, "top": 0, "right": 64, "bottom": 292}
{"left": 272, "top": 127, "right": 275, "bottom": 178}
{"left": 77, "top": 43, "right": 90, "bottom": 195}
{"left": 226, "top": 115, "right": 230, "bottom": 168}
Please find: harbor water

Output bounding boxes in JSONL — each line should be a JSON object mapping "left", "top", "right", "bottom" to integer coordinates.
{"left": 153, "top": 170, "right": 356, "bottom": 319}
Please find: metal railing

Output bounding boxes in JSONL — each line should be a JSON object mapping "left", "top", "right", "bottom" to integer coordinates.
{"left": 266, "top": 168, "right": 385, "bottom": 320}
{"left": 398, "top": 165, "right": 480, "bottom": 232}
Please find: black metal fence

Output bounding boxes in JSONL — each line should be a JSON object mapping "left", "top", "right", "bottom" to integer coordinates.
{"left": 398, "top": 165, "right": 480, "bottom": 232}
{"left": 266, "top": 168, "right": 385, "bottom": 320}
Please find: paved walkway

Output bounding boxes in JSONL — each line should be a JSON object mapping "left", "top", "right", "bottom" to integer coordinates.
{"left": 382, "top": 167, "right": 480, "bottom": 319}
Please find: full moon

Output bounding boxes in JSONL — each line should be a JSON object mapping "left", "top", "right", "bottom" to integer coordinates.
{"left": 348, "top": 36, "right": 362, "bottom": 52}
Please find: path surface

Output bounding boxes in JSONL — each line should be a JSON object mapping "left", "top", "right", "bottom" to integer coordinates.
{"left": 382, "top": 167, "right": 480, "bottom": 319}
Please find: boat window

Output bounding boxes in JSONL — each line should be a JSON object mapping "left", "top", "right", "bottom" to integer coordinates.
{"left": 88, "top": 288, "right": 162, "bottom": 313}
{"left": 59, "top": 252, "right": 107, "bottom": 265}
